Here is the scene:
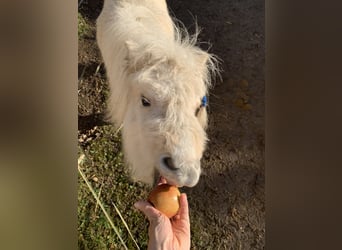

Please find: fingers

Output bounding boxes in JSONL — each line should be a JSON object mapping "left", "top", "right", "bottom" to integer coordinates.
{"left": 178, "top": 193, "right": 189, "bottom": 220}
{"left": 134, "top": 201, "right": 162, "bottom": 222}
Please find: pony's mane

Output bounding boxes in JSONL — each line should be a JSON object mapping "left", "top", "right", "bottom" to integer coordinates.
{"left": 126, "top": 24, "right": 220, "bottom": 89}
{"left": 171, "top": 17, "right": 221, "bottom": 88}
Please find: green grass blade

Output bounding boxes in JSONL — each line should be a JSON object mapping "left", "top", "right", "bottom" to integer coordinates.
{"left": 78, "top": 154, "right": 129, "bottom": 250}
{"left": 111, "top": 201, "right": 140, "bottom": 250}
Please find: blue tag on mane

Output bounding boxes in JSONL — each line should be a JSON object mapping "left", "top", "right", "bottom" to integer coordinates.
{"left": 201, "top": 96, "right": 207, "bottom": 107}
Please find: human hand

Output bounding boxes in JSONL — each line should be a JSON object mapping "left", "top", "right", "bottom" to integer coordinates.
{"left": 134, "top": 181, "right": 190, "bottom": 250}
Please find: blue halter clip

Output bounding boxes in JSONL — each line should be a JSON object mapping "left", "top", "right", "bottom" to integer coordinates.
{"left": 201, "top": 96, "right": 207, "bottom": 107}
{"left": 195, "top": 96, "right": 207, "bottom": 116}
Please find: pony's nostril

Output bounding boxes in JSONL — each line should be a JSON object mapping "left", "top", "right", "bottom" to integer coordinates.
{"left": 162, "top": 157, "right": 178, "bottom": 171}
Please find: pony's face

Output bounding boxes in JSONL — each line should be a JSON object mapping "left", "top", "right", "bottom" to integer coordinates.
{"left": 122, "top": 44, "right": 210, "bottom": 187}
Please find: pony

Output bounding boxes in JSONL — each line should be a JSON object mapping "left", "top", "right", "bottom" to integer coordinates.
{"left": 96, "top": 0, "right": 217, "bottom": 187}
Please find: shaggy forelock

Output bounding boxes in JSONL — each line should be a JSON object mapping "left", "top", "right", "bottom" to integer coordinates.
{"left": 128, "top": 20, "right": 219, "bottom": 90}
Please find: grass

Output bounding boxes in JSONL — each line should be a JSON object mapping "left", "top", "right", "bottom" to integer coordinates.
{"left": 77, "top": 126, "right": 212, "bottom": 249}
{"left": 78, "top": 12, "right": 147, "bottom": 249}
{"left": 78, "top": 125, "right": 151, "bottom": 249}
{"left": 78, "top": 12, "right": 91, "bottom": 38}
{"left": 78, "top": 155, "right": 131, "bottom": 249}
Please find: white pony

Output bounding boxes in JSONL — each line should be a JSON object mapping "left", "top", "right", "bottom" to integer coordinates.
{"left": 97, "top": 0, "right": 217, "bottom": 187}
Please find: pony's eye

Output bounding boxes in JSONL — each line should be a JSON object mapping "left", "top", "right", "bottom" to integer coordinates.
{"left": 141, "top": 96, "right": 151, "bottom": 107}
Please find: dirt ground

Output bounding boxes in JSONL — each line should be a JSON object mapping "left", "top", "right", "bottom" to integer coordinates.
{"left": 79, "top": 0, "right": 264, "bottom": 249}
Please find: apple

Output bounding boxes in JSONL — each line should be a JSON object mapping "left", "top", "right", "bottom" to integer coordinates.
{"left": 148, "top": 184, "right": 180, "bottom": 218}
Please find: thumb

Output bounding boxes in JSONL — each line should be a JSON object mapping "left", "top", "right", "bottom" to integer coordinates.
{"left": 134, "top": 201, "right": 163, "bottom": 222}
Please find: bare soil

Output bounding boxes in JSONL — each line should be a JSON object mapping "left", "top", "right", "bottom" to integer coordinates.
{"left": 79, "top": 0, "right": 264, "bottom": 249}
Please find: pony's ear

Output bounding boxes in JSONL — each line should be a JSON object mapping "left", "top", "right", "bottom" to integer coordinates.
{"left": 125, "top": 41, "right": 153, "bottom": 73}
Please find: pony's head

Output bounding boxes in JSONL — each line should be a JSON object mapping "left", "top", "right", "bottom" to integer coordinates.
{"left": 117, "top": 36, "right": 216, "bottom": 187}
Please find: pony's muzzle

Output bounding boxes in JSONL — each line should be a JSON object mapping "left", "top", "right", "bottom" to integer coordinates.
{"left": 159, "top": 155, "right": 200, "bottom": 187}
